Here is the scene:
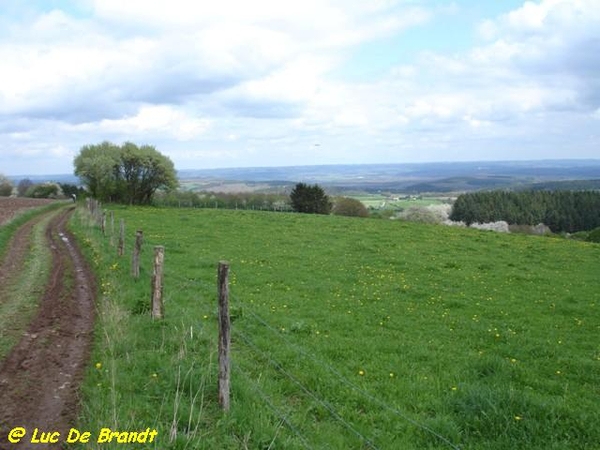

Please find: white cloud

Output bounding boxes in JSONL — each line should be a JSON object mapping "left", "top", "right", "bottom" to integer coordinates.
{"left": 1, "top": 0, "right": 600, "bottom": 175}
{"left": 81, "top": 105, "right": 212, "bottom": 140}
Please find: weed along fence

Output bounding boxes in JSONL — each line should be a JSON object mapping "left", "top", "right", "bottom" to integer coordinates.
{"left": 77, "top": 200, "right": 474, "bottom": 449}
{"left": 83, "top": 201, "right": 235, "bottom": 406}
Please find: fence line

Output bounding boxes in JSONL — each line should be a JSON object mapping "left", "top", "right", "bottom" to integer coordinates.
{"left": 234, "top": 328, "right": 380, "bottom": 450}
{"left": 231, "top": 360, "right": 312, "bottom": 449}
{"left": 78, "top": 203, "right": 460, "bottom": 450}
{"left": 156, "top": 276, "right": 460, "bottom": 450}
{"left": 240, "top": 308, "right": 462, "bottom": 450}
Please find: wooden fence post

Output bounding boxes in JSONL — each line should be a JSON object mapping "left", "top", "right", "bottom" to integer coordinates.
{"left": 110, "top": 211, "right": 115, "bottom": 247}
{"left": 95, "top": 202, "right": 102, "bottom": 226}
{"left": 101, "top": 211, "right": 106, "bottom": 236}
{"left": 132, "top": 230, "right": 143, "bottom": 278}
{"left": 218, "top": 261, "right": 231, "bottom": 411}
{"left": 118, "top": 219, "right": 125, "bottom": 256}
{"left": 151, "top": 246, "right": 165, "bottom": 319}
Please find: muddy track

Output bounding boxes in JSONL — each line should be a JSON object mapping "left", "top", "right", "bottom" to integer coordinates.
{"left": 0, "top": 207, "right": 96, "bottom": 449}
{"left": 0, "top": 217, "right": 44, "bottom": 294}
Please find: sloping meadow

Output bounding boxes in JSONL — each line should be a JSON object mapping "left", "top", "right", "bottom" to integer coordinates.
{"left": 70, "top": 206, "right": 600, "bottom": 449}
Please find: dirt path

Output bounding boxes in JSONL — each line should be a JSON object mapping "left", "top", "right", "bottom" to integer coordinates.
{"left": 0, "top": 207, "right": 96, "bottom": 449}
{"left": 0, "top": 218, "right": 41, "bottom": 300}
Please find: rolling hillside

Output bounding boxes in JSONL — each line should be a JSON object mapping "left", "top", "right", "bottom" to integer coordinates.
{"left": 71, "top": 206, "right": 600, "bottom": 449}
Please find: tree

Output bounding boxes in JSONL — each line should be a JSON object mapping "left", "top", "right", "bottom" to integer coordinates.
{"left": 59, "top": 183, "right": 86, "bottom": 199}
{"left": 74, "top": 141, "right": 121, "bottom": 201}
{"left": 332, "top": 197, "right": 369, "bottom": 218}
{"left": 74, "top": 141, "right": 178, "bottom": 204}
{"left": 25, "top": 182, "right": 62, "bottom": 198}
{"left": 17, "top": 178, "right": 34, "bottom": 197}
{"left": 290, "top": 183, "right": 332, "bottom": 214}
{"left": 0, "top": 174, "right": 13, "bottom": 196}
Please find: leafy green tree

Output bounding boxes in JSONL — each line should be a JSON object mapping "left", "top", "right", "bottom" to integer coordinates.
{"left": 0, "top": 174, "right": 13, "bottom": 196}
{"left": 290, "top": 183, "right": 331, "bottom": 214}
{"left": 74, "top": 141, "right": 178, "bottom": 204}
{"left": 74, "top": 141, "right": 121, "bottom": 201}
{"left": 332, "top": 197, "right": 369, "bottom": 218}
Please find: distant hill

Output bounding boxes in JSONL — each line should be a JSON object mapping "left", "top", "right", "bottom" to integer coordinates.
{"left": 7, "top": 174, "right": 79, "bottom": 184}
{"left": 178, "top": 159, "right": 600, "bottom": 194}
{"left": 9, "top": 160, "right": 600, "bottom": 194}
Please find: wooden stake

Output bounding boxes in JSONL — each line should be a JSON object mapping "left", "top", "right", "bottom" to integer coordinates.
{"left": 109, "top": 211, "right": 115, "bottom": 247}
{"left": 218, "top": 261, "right": 231, "bottom": 411}
{"left": 151, "top": 246, "right": 165, "bottom": 319}
{"left": 101, "top": 211, "right": 106, "bottom": 236}
{"left": 132, "top": 230, "right": 143, "bottom": 278}
{"left": 118, "top": 219, "right": 125, "bottom": 256}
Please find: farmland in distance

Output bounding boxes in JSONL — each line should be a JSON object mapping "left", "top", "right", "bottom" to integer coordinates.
{"left": 71, "top": 206, "right": 600, "bottom": 449}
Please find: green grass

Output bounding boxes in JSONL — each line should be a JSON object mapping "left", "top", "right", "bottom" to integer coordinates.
{"left": 70, "top": 206, "right": 600, "bottom": 449}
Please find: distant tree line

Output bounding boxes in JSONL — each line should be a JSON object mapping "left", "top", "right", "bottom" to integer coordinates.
{"left": 450, "top": 190, "right": 600, "bottom": 233}
{"left": 153, "top": 183, "right": 371, "bottom": 218}
{"left": 154, "top": 190, "right": 292, "bottom": 211}
{"left": 0, "top": 173, "right": 86, "bottom": 199}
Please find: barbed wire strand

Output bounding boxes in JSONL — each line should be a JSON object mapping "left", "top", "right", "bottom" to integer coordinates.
{"left": 241, "top": 308, "right": 462, "bottom": 450}
{"left": 234, "top": 328, "right": 380, "bottom": 450}
{"left": 122, "top": 271, "right": 459, "bottom": 450}
{"left": 231, "top": 360, "right": 312, "bottom": 450}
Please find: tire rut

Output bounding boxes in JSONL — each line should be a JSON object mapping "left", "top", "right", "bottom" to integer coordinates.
{"left": 0, "top": 215, "right": 46, "bottom": 301}
{"left": 0, "top": 207, "right": 96, "bottom": 449}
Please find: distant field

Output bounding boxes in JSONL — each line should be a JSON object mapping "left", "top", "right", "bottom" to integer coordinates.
{"left": 179, "top": 179, "right": 280, "bottom": 193}
{"left": 0, "top": 197, "right": 56, "bottom": 225}
{"left": 350, "top": 194, "right": 448, "bottom": 210}
{"left": 71, "top": 207, "right": 600, "bottom": 449}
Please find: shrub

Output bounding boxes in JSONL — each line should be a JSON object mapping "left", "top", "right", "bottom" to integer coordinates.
{"left": 17, "top": 178, "right": 34, "bottom": 197}
{"left": 397, "top": 206, "right": 440, "bottom": 224}
{"left": 587, "top": 227, "right": 600, "bottom": 243}
{"left": 0, "top": 174, "right": 13, "bottom": 196}
{"left": 570, "top": 231, "right": 589, "bottom": 241}
{"left": 470, "top": 221, "right": 510, "bottom": 233}
{"left": 332, "top": 197, "right": 369, "bottom": 218}
{"left": 25, "top": 183, "right": 62, "bottom": 199}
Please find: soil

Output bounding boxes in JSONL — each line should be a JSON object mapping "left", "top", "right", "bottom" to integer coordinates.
{"left": 0, "top": 207, "right": 96, "bottom": 449}
{"left": 0, "top": 198, "right": 56, "bottom": 226}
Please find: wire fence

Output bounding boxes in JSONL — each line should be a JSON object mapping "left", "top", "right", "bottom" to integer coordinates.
{"left": 167, "top": 274, "right": 461, "bottom": 450}
{"left": 81, "top": 203, "right": 462, "bottom": 450}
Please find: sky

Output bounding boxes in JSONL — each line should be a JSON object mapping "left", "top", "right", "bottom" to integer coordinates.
{"left": 1, "top": 0, "right": 599, "bottom": 176}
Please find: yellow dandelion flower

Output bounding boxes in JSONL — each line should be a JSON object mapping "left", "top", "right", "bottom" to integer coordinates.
{"left": 95, "top": 362, "right": 102, "bottom": 370}
{"left": 358, "top": 370, "right": 365, "bottom": 376}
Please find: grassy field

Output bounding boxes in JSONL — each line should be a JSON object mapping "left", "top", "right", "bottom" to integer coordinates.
{"left": 70, "top": 206, "right": 600, "bottom": 449}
